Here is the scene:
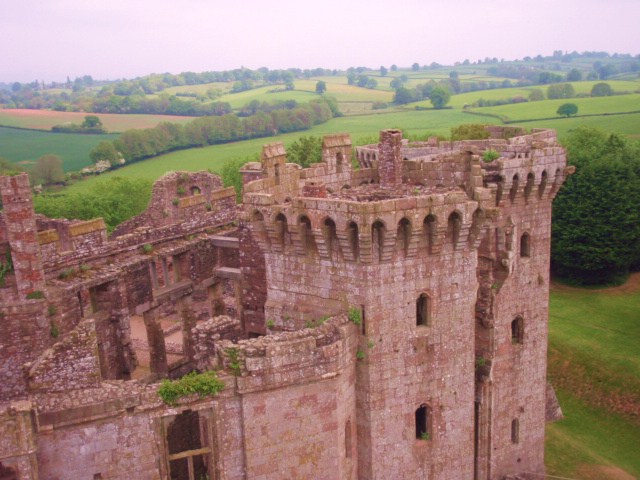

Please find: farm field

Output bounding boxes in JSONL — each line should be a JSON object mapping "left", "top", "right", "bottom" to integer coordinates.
{"left": 545, "top": 275, "right": 640, "bottom": 478}
{"left": 469, "top": 93, "right": 640, "bottom": 121}
{"left": 0, "top": 109, "right": 196, "bottom": 132}
{"left": 60, "top": 108, "right": 498, "bottom": 193}
{"left": 0, "top": 126, "right": 118, "bottom": 172}
{"left": 218, "top": 85, "right": 318, "bottom": 108}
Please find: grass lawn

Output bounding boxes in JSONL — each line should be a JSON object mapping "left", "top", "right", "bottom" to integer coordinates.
{"left": 0, "top": 126, "right": 118, "bottom": 172}
{"left": 218, "top": 85, "right": 317, "bottom": 108}
{"left": 469, "top": 94, "right": 640, "bottom": 122}
{"left": 545, "top": 276, "right": 640, "bottom": 478}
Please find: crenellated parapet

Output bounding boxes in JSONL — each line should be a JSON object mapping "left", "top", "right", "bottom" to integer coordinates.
{"left": 247, "top": 187, "right": 484, "bottom": 263}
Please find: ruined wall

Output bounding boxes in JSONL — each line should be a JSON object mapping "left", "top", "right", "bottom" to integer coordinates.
{"left": 27, "top": 319, "right": 101, "bottom": 393}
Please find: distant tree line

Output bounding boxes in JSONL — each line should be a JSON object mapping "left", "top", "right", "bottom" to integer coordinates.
{"left": 92, "top": 98, "right": 335, "bottom": 164}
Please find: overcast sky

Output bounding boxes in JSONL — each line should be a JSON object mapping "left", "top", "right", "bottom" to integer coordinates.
{"left": 1, "top": 0, "right": 639, "bottom": 83}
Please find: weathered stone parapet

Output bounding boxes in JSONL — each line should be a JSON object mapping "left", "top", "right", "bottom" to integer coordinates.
{"left": 216, "top": 315, "right": 357, "bottom": 393}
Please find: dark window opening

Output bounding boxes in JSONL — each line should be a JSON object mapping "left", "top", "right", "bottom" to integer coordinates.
{"left": 324, "top": 218, "right": 339, "bottom": 259}
{"left": 538, "top": 170, "right": 548, "bottom": 198}
{"left": 165, "top": 410, "right": 211, "bottom": 480}
{"left": 448, "top": 212, "right": 462, "bottom": 247}
{"left": 274, "top": 163, "right": 280, "bottom": 185}
{"left": 299, "top": 216, "right": 315, "bottom": 255}
{"left": 496, "top": 176, "right": 504, "bottom": 206}
{"left": 509, "top": 174, "right": 519, "bottom": 203}
{"left": 415, "top": 404, "right": 431, "bottom": 440}
{"left": 511, "top": 316, "right": 524, "bottom": 344}
{"left": 524, "top": 173, "right": 535, "bottom": 200}
{"left": 397, "top": 218, "right": 411, "bottom": 257}
{"left": 275, "top": 213, "right": 288, "bottom": 249}
{"left": 511, "top": 418, "right": 519, "bottom": 444}
{"left": 0, "top": 463, "right": 18, "bottom": 480}
{"left": 416, "top": 293, "right": 430, "bottom": 327}
{"left": 348, "top": 221, "right": 359, "bottom": 261}
{"left": 336, "top": 151, "right": 344, "bottom": 173}
{"left": 190, "top": 186, "right": 201, "bottom": 195}
{"left": 520, "top": 233, "right": 530, "bottom": 257}
{"left": 372, "top": 221, "right": 385, "bottom": 261}
{"left": 424, "top": 215, "right": 436, "bottom": 253}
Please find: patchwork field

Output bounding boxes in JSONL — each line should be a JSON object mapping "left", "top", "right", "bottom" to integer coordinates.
{"left": 0, "top": 109, "right": 195, "bottom": 132}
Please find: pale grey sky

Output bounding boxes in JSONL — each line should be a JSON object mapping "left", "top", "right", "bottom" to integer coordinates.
{"left": 1, "top": 0, "right": 638, "bottom": 82}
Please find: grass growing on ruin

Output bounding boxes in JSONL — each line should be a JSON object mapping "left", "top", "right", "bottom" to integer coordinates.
{"left": 157, "top": 370, "right": 225, "bottom": 405}
{"left": 545, "top": 276, "right": 640, "bottom": 478}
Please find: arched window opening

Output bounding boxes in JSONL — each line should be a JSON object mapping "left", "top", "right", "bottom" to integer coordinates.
{"left": 509, "top": 174, "right": 519, "bottom": 203}
{"left": 324, "top": 218, "right": 339, "bottom": 259}
{"left": 415, "top": 404, "right": 431, "bottom": 440}
{"left": 274, "top": 163, "right": 280, "bottom": 185}
{"left": 520, "top": 233, "right": 530, "bottom": 258}
{"left": 511, "top": 316, "right": 524, "bottom": 344}
{"left": 496, "top": 176, "right": 504, "bottom": 206}
{"left": 252, "top": 210, "right": 264, "bottom": 222}
{"left": 345, "top": 419, "right": 352, "bottom": 458}
{"left": 424, "top": 215, "right": 436, "bottom": 253}
{"left": 348, "top": 221, "right": 359, "bottom": 261}
{"left": 0, "top": 463, "right": 19, "bottom": 480}
{"left": 448, "top": 212, "right": 462, "bottom": 247}
{"left": 190, "top": 186, "right": 201, "bottom": 195}
{"left": 524, "top": 172, "right": 535, "bottom": 201}
{"left": 372, "top": 221, "right": 385, "bottom": 261}
{"left": 416, "top": 293, "right": 430, "bottom": 327}
{"left": 336, "top": 151, "right": 344, "bottom": 173}
{"left": 511, "top": 418, "right": 520, "bottom": 444}
{"left": 299, "top": 215, "right": 315, "bottom": 255}
{"left": 538, "top": 170, "right": 548, "bottom": 198}
{"left": 275, "top": 213, "right": 288, "bottom": 249}
{"left": 397, "top": 218, "right": 411, "bottom": 257}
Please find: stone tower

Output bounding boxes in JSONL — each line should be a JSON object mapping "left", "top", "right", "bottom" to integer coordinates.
{"left": 242, "top": 127, "right": 568, "bottom": 479}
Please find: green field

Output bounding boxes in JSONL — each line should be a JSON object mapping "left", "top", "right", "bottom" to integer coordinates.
{"left": 60, "top": 108, "right": 497, "bottom": 193}
{"left": 469, "top": 93, "right": 640, "bottom": 122}
{"left": 0, "top": 126, "right": 118, "bottom": 172}
{"left": 545, "top": 277, "right": 640, "bottom": 478}
{"left": 0, "top": 109, "right": 195, "bottom": 132}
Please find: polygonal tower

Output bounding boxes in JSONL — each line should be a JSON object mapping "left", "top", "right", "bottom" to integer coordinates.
{"left": 240, "top": 127, "right": 568, "bottom": 479}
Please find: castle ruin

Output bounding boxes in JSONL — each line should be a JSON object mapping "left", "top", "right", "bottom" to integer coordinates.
{"left": 0, "top": 126, "right": 568, "bottom": 479}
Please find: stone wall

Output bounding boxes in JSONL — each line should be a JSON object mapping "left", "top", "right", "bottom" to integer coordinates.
{"left": 27, "top": 319, "right": 101, "bottom": 393}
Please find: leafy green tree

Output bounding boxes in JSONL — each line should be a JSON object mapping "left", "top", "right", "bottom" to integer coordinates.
{"left": 379, "top": 66, "right": 388, "bottom": 77}
{"left": 557, "top": 103, "right": 578, "bottom": 117}
{"left": 591, "top": 82, "right": 613, "bottom": 97}
{"left": 90, "top": 141, "right": 120, "bottom": 166}
{"left": 393, "top": 87, "right": 416, "bottom": 105}
{"left": 31, "top": 154, "right": 64, "bottom": 185}
{"left": 0, "top": 157, "right": 23, "bottom": 175}
{"left": 287, "top": 136, "right": 323, "bottom": 167}
{"left": 412, "top": 63, "right": 420, "bottom": 71}
{"left": 429, "top": 87, "right": 451, "bottom": 109}
{"left": 81, "top": 115, "right": 102, "bottom": 129}
{"left": 566, "top": 68, "right": 582, "bottom": 81}
{"left": 528, "top": 89, "right": 545, "bottom": 101}
{"left": 390, "top": 64, "right": 398, "bottom": 72}
{"left": 315, "top": 81, "right": 327, "bottom": 94}
{"left": 547, "top": 83, "right": 575, "bottom": 99}
{"left": 552, "top": 126, "right": 640, "bottom": 284}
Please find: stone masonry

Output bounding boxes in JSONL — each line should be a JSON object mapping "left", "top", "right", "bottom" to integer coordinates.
{"left": 0, "top": 126, "right": 568, "bottom": 479}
